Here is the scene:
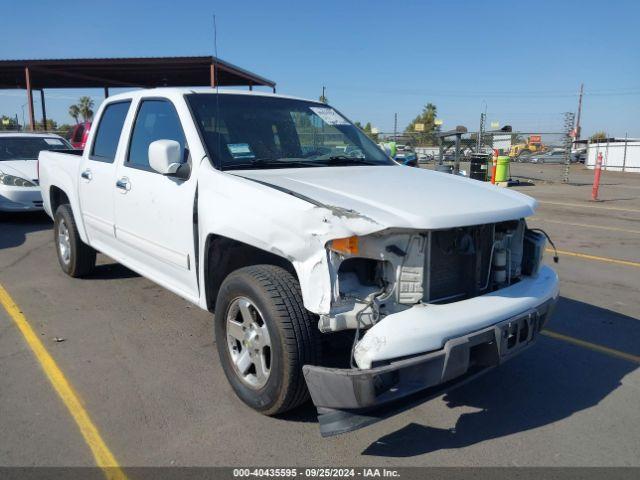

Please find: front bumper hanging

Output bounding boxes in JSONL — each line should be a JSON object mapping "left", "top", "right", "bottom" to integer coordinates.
{"left": 303, "top": 296, "right": 557, "bottom": 437}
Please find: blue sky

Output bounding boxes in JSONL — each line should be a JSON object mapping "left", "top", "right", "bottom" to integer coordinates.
{"left": 1, "top": 0, "right": 639, "bottom": 137}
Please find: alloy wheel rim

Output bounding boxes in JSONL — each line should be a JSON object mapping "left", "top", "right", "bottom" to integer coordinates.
{"left": 225, "top": 297, "right": 272, "bottom": 389}
{"left": 57, "top": 219, "right": 71, "bottom": 265}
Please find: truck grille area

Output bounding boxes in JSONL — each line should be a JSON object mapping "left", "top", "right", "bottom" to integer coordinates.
{"left": 424, "top": 224, "right": 495, "bottom": 304}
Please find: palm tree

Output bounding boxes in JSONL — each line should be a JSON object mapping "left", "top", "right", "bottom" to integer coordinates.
{"left": 68, "top": 105, "right": 80, "bottom": 124}
{"left": 78, "top": 96, "right": 95, "bottom": 122}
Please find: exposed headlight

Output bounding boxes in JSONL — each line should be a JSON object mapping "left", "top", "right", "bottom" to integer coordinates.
{"left": 0, "top": 173, "right": 36, "bottom": 187}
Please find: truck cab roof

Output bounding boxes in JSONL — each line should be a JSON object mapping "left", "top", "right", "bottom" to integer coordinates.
{"left": 104, "top": 87, "right": 311, "bottom": 104}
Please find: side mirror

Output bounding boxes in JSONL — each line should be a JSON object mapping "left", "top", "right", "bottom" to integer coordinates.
{"left": 149, "top": 140, "right": 182, "bottom": 175}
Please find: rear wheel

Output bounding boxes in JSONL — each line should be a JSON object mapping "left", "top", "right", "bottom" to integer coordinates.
{"left": 214, "top": 265, "right": 320, "bottom": 415}
{"left": 54, "top": 204, "right": 96, "bottom": 277}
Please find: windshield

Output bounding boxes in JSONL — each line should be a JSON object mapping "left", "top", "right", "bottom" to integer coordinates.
{"left": 0, "top": 136, "right": 72, "bottom": 161}
{"left": 186, "top": 94, "right": 394, "bottom": 170}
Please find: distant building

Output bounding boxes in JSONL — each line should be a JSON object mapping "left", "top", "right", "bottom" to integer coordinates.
{"left": 586, "top": 138, "right": 640, "bottom": 173}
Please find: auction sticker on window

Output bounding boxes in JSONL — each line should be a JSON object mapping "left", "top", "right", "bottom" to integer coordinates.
{"left": 44, "top": 138, "right": 65, "bottom": 146}
{"left": 227, "top": 143, "right": 255, "bottom": 159}
{"left": 310, "top": 107, "right": 349, "bottom": 125}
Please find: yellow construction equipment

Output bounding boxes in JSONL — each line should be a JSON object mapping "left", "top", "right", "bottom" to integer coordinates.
{"left": 509, "top": 135, "right": 547, "bottom": 157}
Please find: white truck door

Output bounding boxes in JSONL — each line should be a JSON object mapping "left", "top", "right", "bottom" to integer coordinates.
{"left": 78, "top": 100, "right": 132, "bottom": 254}
{"left": 113, "top": 98, "right": 198, "bottom": 301}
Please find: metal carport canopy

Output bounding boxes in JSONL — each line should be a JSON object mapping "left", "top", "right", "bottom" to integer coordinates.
{"left": 0, "top": 56, "right": 276, "bottom": 129}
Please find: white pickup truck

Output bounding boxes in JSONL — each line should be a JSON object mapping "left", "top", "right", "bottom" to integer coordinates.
{"left": 39, "top": 88, "right": 559, "bottom": 436}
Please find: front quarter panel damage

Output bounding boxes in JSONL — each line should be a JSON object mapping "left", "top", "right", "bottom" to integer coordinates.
{"left": 196, "top": 165, "right": 384, "bottom": 314}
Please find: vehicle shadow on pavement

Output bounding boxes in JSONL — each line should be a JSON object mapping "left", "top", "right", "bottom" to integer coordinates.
{"left": 362, "top": 298, "right": 638, "bottom": 457}
{"left": 86, "top": 260, "right": 141, "bottom": 280}
{"left": 0, "top": 212, "right": 51, "bottom": 249}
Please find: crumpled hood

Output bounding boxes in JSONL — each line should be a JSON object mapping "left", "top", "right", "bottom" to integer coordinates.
{"left": 0, "top": 160, "right": 38, "bottom": 183}
{"left": 233, "top": 165, "right": 536, "bottom": 229}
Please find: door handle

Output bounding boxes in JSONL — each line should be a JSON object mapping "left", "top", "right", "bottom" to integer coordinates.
{"left": 80, "top": 169, "right": 92, "bottom": 181}
{"left": 115, "top": 177, "right": 131, "bottom": 193}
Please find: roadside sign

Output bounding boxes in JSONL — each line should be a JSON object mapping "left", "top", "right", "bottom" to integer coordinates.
{"left": 414, "top": 123, "right": 425, "bottom": 132}
{"left": 491, "top": 121, "right": 500, "bottom": 129}
{"left": 434, "top": 119, "right": 443, "bottom": 126}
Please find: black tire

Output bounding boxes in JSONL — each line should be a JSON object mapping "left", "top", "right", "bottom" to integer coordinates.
{"left": 214, "top": 265, "right": 320, "bottom": 415}
{"left": 54, "top": 204, "right": 96, "bottom": 277}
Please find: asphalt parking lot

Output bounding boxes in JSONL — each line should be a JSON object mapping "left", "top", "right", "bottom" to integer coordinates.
{"left": 1, "top": 164, "right": 639, "bottom": 468}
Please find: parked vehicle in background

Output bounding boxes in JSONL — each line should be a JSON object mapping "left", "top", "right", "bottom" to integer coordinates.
{"left": 571, "top": 147, "right": 587, "bottom": 163}
{"left": 529, "top": 149, "right": 570, "bottom": 164}
{"left": 417, "top": 152, "right": 433, "bottom": 163}
{"left": 69, "top": 122, "right": 91, "bottom": 149}
{"left": 0, "top": 133, "right": 71, "bottom": 212}
{"left": 38, "top": 88, "right": 558, "bottom": 436}
{"left": 395, "top": 149, "right": 418, "bottom": 167}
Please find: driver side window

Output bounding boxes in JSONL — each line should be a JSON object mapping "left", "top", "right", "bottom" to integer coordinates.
{"left": 127, "top": 99, "right": 186, "bottom": 170}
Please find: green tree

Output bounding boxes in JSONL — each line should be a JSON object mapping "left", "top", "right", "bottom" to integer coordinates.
{"left": 363, "top": 122, "right": 379, "bottom": 142}
{"left": 78, "top": 96, "right": 95, "bottom": 122}
{"left": 405, "top": 103, "right": 439, "bottom": 146}
{"left": 35, "top": 119, "right": 58, "bottom": 131}
{"left": 68, "top": 104, "right": 80, "bottom": 124}
{"left": 57, "top": 124, "right": 73, "bottom": 138}
{"left": 590, "top": 131, "right": 607, "bottom": 142}
{"left": 0, "top": 115, "right": 19, "bottom": 131}
{"left": 354, "top": 121, "right": 379, "bottom": 142}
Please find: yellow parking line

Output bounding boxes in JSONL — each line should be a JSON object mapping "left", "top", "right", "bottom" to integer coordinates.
{"left": 541, "top": 329, "right": 640, "bottom": 364}
{"left": 538, "top": 200, "right": 640, "bottom": 213}
{"left": 531, "top": 217, "right": 640, "bottom": 235}
{"left": 548, "top": 248, "right": 640, "bottom": 268}
{"left": 0, "top": 284, "right": 127, "bottom": 480}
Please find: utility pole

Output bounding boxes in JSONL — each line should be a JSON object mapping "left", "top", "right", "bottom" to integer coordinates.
{"left": 575, "top": 83, "right": 584, "bottom": 142}
{"left": 393, "top": 113, "right": 397, "bottom": 141}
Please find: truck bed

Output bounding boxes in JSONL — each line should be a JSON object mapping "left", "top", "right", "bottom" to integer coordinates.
{"left": 38, "top": 149, "right": 84, "bottom": 218}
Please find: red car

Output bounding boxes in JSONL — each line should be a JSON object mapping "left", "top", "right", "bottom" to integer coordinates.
{"left": 69, "top": 122, "right": 91, "bottom": 149}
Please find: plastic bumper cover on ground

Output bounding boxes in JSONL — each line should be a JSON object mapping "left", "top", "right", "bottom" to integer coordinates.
{"left": 303, "top": 267, "right": 559, "bottom": 436}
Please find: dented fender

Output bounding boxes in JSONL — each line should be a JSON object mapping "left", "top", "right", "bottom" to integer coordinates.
{"left": 195, "top": 164, "right": 384, "bottom": 314}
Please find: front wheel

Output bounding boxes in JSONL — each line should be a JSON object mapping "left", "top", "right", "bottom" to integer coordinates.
{"left": 54, "top": 204, "right": 96, "bottom": 277}
{"left": 214, "top": 265, "right": 320, "bottom": 415}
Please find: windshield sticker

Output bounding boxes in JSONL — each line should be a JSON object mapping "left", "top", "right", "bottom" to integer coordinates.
{"left": 309, "top": 107, "right": 349, "bottom": 126}
{"left": 227, "top": 143, "right": 255, "bottom": 159}
{"left": 44, "top": 138, "right": 64, "bottom": 146}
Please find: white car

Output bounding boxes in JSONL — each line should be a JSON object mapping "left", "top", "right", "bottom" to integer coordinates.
{"left": 38, "top": 88, "right": 558, "bottom": 436}
{"left": 0, "top": 133, "right": 72, "bottom": 212}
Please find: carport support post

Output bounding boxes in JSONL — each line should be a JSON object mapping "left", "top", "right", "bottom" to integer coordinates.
{"left": 40, "top": 90, "right": 47, "bottom": 131}
{"left": 210, "top": 63, "right": 216, "bottom": 87}
{"left": 24, "top": 67, "right": 35, "bottom": 131}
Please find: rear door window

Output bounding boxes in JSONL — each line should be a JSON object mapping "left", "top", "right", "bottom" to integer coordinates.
{"left": 90, "top": 101, "right": 131, "bottom": 163}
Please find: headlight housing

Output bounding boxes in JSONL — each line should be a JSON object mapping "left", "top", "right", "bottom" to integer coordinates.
{"left": 328, "top": 236, "right": 360, "bottom": 255}
{"left": 0, "top": 173, "right": 36, "bottom": 187}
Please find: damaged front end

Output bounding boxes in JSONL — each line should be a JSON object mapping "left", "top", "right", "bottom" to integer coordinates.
{"left": 303, "top": 219, "right": 559, "bottom": 436}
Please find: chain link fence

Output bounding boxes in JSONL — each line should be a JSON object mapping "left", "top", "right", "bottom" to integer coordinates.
{"left": 378, "top": 130, "right": 575, "bottom": 182}
{"left": 374, "top": 112, "right": 603, "bottom": 183}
